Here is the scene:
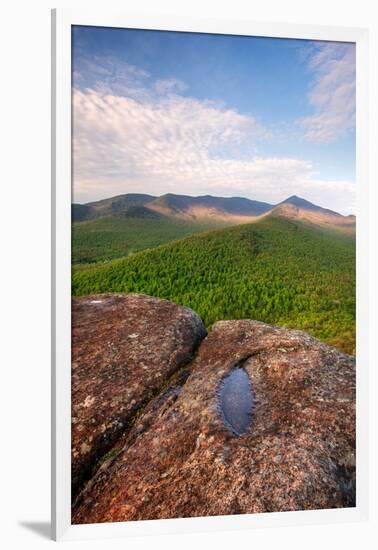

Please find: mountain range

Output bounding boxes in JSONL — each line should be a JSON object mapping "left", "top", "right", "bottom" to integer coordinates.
{"left": 73, "top": 192, "right": 355, "bottom": 232}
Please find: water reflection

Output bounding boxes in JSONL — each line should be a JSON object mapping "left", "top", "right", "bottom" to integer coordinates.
{"left": 218, "top": 367, "right": 254, "bottom": 435}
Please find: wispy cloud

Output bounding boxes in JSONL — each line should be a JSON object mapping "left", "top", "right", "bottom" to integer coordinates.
{"left": 73, "top": 87, "right": 266, "bottom": 188}
{"left": 73, "top": 54, "right": 151, "bottom": 100}
{"left": 72, "top": 54, "right": 355, "bottom": 215}
{"left": 298, "top": 42, "right": 355, "bottom": 143}
{"left": 155, "top": 78, "right": 188, "bottom": 95}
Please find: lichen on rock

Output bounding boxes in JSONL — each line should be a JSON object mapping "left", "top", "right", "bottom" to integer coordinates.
{"left": 71, "top": 293, "right": 206, "bottom": 498}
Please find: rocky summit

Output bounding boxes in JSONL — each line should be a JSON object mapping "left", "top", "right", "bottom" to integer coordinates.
{"left": 71, "top": 293, "right": 206, "bottom": 498}
{"left": 72, "top": 295, "right": 355, "bottom": 523}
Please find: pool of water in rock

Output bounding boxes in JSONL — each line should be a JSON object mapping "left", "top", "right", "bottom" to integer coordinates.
{"left": 218, "top": 367, "right": 254, "bottom": 435}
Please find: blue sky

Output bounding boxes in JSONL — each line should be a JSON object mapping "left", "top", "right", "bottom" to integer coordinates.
{"left": 72, "top": 26, "right": 356, "bottom": 214}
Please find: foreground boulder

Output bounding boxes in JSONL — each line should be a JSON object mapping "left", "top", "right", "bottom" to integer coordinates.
{"left": 71, "top": 293, "right": 206, "bottom": 497}
{"left": 73, "top": 318, "right": 355, "bottom": 523}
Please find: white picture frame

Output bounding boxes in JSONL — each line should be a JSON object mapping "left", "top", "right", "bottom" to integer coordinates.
{"left": 51, "top": 8, "right": 369, "bottom": 541}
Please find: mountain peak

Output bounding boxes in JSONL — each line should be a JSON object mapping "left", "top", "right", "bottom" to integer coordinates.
{"left": 266, "top": 194, "right": 355, "bottom": 233}
{"left": 279, "top": 195, "right": 343, "bottom": 216}
{"left": 281, "top": 195, "right": 316, "bottom": 208}
{"left": 287, "top": 194, "right": 301, "bottom": 200}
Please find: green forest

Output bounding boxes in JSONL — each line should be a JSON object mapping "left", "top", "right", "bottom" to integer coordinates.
{"left": 72, "top": 217, "right": 356, "bottom": 355}
{"left": 72, "top": 214, "right": 225, "bottom": 264}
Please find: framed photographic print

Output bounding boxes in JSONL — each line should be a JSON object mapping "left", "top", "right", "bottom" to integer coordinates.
{"left": 51, "top": 8, "right": 369, "bottom": 541}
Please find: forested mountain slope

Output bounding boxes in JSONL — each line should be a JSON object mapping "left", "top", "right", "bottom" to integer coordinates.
{"left": 73, "top": 217, "right": 355, "bottom": 354}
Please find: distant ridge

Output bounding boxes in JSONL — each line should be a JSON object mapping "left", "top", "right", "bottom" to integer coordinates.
{"left": 147, "top": 193, "right": 273, "bottom": 222}
{"left": 279, "top": 195, "right": 343, "bottom": 216}
{"left": 72, "top": 193, "right": 156, "bottom": 221}
{"left": 72, "top": 192, "right": 355, "bottom": 233}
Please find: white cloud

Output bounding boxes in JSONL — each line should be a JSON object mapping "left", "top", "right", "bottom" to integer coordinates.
{"left": 298, "top": 42, "right": 356, "bottom": 143}
{"left": 73, "top": 88, "right": 266, "bottom": 191}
